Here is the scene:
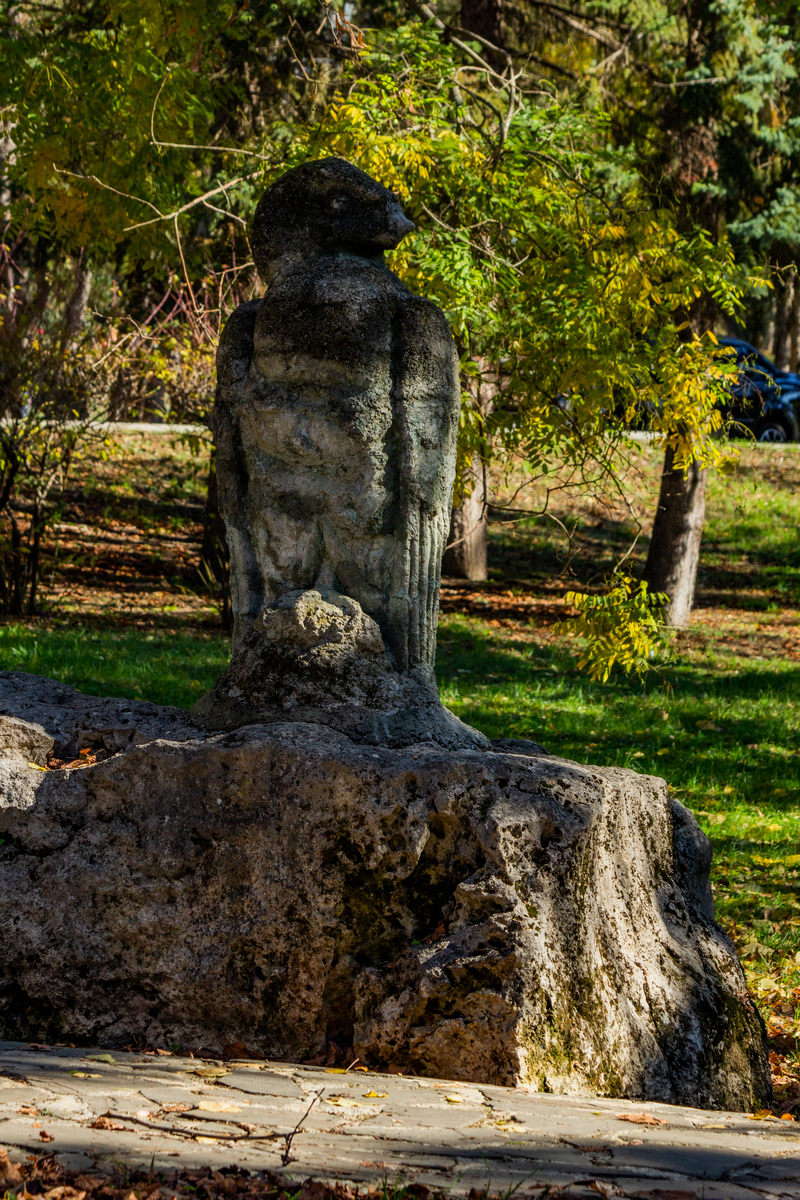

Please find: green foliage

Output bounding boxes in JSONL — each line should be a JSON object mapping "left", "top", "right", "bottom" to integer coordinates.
{"left": 557, "top": 576, "right": 669, "bottom": 682}
{"left": 2, "top": 3, "right": 789, "bottom": 665}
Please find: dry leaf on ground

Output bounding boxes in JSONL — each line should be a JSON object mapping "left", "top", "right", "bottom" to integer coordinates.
{"left": 90, "top": 1116, "right": 126, "bottom": 1131}
{"left": 615, "top": 1112, "right": 668, "bottom": 1126}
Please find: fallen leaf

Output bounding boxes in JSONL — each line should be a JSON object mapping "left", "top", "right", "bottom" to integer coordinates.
{"left": 159, "top": 1103, "right": 192, "bottom": 1113}
{"left": 39, "top": 1131, "right": 54, "bottom": 1142}
{"left": 90, "top": 1116, "right": 126, "bottom": 1131}
{"left": 186, "top": 1066, "right": 230, "bottom": 1079}
{"left": 196, "top": 1100, "right": 243, "bottom": 1113}
{"left": 324, "top": 1096, "right": 362, "bottom": 1108}
{"left": 363, "top": 1091, "right": 387, "bottom": 1098}
{"left": 17, "top": 1105, "right": 39, "bottom": 1116}
{"left": 69, "top": 1072, "right": 101, "bottom": 1078}
{"left": 421, "top": 921, "right": 446, "bottom": 944}
{"left": 84, "top": 1055, "right": 114, "bottom": 1064}
{"left": 746, "top": 1109, "right": 774, "bottom": 1120}
{"left": 445, "top": 1095, "right": 464, "bottom": 1104}
{"left": 27, "top": 762, "right": 48, "bottom": 770}
{"left": 25, "top": 1044, "right": 50, "bottom": 1051}
{"left": 696, "top": 720, "right": 718, "bottom": 731}
{"left": 615, "top": 1112, "right": 668, "bottom": 1126}
{"left": 222, "top": 1042, "right": 254, "bottom": 1059}
{"left": 194, "top": 1136, "right": 219, "bottom": 1145}
{"left": 781, "top": 1112, "right": 796, "bottom": 1121}
{"left": 0, "top": 1149, "right": 23, "bottom": 1186}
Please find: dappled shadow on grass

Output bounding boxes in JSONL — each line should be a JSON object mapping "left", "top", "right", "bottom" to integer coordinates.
{"left": 436, "top": 620, "right": 800, "bottom": 784}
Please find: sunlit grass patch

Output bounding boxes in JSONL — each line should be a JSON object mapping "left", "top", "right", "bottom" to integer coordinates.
{"left": 0, "top": 624, "right": 229, "bottom": 711}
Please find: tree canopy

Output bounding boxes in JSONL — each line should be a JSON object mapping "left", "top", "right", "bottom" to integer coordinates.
{"left": 1, "top": 0, "right": 797, "bottom": 665}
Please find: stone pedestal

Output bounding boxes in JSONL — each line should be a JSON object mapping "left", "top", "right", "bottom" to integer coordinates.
{"left": 0, "top": 670, "right": 769, "bottom": 1110}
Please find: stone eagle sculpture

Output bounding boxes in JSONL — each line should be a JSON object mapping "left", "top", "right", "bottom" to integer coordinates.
{"left": 194, "top": 157, "right": 487, "bottom": 749}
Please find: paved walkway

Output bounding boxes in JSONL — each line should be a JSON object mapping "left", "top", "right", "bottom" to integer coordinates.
{"left": 1, "top": 1042, "right": 798, "bottom": 1198}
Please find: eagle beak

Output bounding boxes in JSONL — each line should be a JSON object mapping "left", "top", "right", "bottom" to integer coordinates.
{"left": 374, "top": 205, "right": 416, "bottom": 247}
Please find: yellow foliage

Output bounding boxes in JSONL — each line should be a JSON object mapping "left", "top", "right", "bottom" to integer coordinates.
{"left": 558, "top": 577, "right": 670, "bottom": 682}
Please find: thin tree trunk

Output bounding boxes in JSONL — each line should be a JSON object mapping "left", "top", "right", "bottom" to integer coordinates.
{"left": 642, "top": 444, "right": 707, "bottom": 628}
{"left": 789, "top": 268, "right": 799, "bottom": 373}
{"left": 772, "top": 268, "right": 791, "bottom": 370}
{"left": 442, "top": 456, "right": 488, "bottom": 581}
{"left": 460, "top": 0, "right": 505, "bottom": 68}
{"left": 63, "top": 252, "right": 92, "bottom": 350}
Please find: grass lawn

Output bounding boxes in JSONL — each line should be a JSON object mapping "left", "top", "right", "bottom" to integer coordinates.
{"left": 1, "top": 433, "right": 799, "bottom": 1110}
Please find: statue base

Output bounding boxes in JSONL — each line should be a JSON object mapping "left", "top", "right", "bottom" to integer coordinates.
{"left": 192, "top": 589, "right": 489, "bottom": 751}
{"left": 0, "top": 670, "right": 769, "bottom": 1110}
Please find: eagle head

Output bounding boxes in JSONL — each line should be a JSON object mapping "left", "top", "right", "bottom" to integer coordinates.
{"left": 250, "top": 157, "right": 415, "bottom": 281}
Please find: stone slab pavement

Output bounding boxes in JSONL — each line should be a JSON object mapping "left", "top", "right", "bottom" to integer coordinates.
{"left": 1, "top": 1042, "right": 798, "bottom": 1199}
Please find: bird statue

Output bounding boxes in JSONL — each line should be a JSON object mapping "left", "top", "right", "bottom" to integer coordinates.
{"left": 196, "top": 157, "right": 486, "bottom": 750}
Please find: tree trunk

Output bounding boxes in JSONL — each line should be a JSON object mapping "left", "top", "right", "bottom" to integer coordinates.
{"left": 460, "top": 0, "right": 505, "bottom": 68}
{"left": 642, "top": 444, "right": 707, "bottom": 628}
{"left": 772, "top": 268, "right": 791, "bottom": 370}
{"left": 789, "top": 268, "right": 799, "bottom": 373}
{"left": 442, "top": 457, "right": 488, "bottom": 581}
{"left": 63, "top": 253, "right": 92, "bottom": 350}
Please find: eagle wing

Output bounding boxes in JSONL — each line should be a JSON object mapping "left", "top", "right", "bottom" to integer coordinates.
{"left": 214, "top": 298, "right": 262, "bottom": 646}
{"left": 389, "top": 293, "right": 461, "bottom": 670}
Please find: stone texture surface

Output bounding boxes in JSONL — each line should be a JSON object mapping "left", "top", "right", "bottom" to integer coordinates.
{"left": 0, "top": 670, "right": 200, "bottom": 759}
{"left": 1, "top": 1043, "right": 797, "bottom": 1196}
{"left": 192, "top": 589, "right": 487, "bottom": 750}
{"left": 203, "top": 157, "right": 465, "bottom": 748}
{"left": 0, "top": 672, "right": 769, "bottom": 1110}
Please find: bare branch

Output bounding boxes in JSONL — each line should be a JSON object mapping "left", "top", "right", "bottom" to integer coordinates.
{"left": 148, "top": 70, "right": 276, "bottom": 162}
{"left": 51, "top": 167, "right": 162, "bottom": 216}
{"left": 123, "top": 174, "right": 259, "bottom": 232}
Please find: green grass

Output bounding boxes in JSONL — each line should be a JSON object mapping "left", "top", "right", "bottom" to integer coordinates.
{"left": 0, "top": 625, "right": 229, "bottom": 711}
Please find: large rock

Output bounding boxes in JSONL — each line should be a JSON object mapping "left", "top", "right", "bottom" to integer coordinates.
{"left": 0, "top": 671, "right": 768, "bottom": 1110}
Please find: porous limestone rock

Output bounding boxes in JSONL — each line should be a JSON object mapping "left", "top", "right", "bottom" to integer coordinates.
{"left": 0, "top": 672, "right": 769, "bottom": 1111}
{"left": 0, "top": 715, "right": 53, "bottom": 766}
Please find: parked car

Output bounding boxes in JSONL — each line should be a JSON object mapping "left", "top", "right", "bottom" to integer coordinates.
{"left": 717, "top": 336, "right": 800, "bottom": 442}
